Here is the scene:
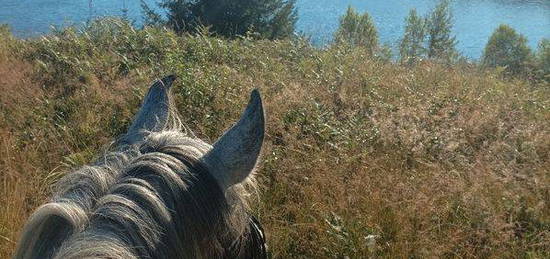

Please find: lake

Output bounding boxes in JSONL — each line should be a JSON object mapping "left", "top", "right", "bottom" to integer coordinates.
{"left": 0, "top": 0, "right": 549, "bottom": 59}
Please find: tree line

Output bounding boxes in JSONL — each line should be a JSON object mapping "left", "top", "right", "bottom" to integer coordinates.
{"left": 141, "top": 0, "right": 548, "bottom": 81}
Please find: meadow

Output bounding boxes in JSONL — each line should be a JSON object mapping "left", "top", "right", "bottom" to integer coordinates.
{"left": 0, "top": 20, "right": 548, "bottom": 258}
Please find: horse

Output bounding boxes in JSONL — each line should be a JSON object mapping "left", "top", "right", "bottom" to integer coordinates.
{"left": 14, "top": 75, "right": 267, "bottom": 259}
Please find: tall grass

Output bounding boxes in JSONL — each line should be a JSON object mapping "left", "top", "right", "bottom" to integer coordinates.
{"left": 0, "top": 19, "right": 548, "bottom": 258}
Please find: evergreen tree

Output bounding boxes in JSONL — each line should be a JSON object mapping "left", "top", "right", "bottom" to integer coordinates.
{"left": 269, "top": 1, "right": 298, "bottom": 39}
{"left": 482, "top": 24, "right": 532, "bottom": 76}
{"left": 334, "top": 6, "right": 379, "bottom": 55}
{"left": 426, "top": 0, "right": 457, "bottom": 62}
{"left": 141, "top": 0, "right": 164, "bottom": 26}
{"left": 142, "top": 0, "right": 297, "bottom": 39}
{"left": 399, "top": 9, "right": 427, "bottom": 64}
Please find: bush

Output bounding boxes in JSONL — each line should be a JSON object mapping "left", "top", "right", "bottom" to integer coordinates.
{"left": 482, "top": 24, "right": 533, "bottom": 76}
{"left": 0, "top": 24, "right": 14, "bottom": 56}
{"left": 0, "top": 24, "right": 10, "bottom": 37}
{"left": 26, "top": 18, "right": 180, "bottom": 83}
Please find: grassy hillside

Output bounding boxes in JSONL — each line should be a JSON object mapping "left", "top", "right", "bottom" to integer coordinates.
{"left": 0, "top": 20, "right": 548, "bottom": 258}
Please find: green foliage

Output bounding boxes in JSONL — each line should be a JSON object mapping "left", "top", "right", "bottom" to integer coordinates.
{"left": 376, "top": 42, "right": 394, "bottom": 63}
{"left": 399, "top": 9, "right": 427, "bottom": 64}
{"left": 143, "top": 0, "right": 298, "bottom": 39}
{"left": 27, "top": 18, "right": 179, "bottom": 83}
{"left": 1, "top": 18, "right": 549, "bottom": 259}
{"left": 0, "top": 24, "right": 14, "bottom": 54}
{"left": 334, "top": 6, "right": 379, "bottom": 55}
{"left": 0, "top": 24, "right": 10, "bottom": 36}
{"left": 398, "top": 2, "right": 458, "bottom": 64}
{"left": 141, "top": 0, "right": 164, "bottom": 27}
{"left": 426, "top": 0, "right": 458, "bottom": 62}
{"left": 269, "top": 0, "right": 298, "bottom": 39}
{"left": 482, "top": 24, "right": 533, "bottom": 76}
{"left": 534, "top": 38, "right": 550, "bottom": 81}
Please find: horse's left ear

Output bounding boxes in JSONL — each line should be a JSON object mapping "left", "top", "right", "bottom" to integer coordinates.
{"left": 123, "top": 75, "right": 177, "bottom": 145}
{"left": 202, "top": 89, "right": 265, "bottom": 190}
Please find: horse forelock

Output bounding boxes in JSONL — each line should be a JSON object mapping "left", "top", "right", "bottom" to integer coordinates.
{"left": 16, "top": 130, "right": 255, "bottom": 259}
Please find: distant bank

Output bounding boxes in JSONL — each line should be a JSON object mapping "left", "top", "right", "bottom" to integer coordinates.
{"left": 0, "top": 0, "right": 548, "bottom": 59}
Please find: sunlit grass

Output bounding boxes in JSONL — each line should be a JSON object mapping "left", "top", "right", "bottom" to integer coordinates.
{"left": 0, "top": 19, "right": 548, "bottom": 258}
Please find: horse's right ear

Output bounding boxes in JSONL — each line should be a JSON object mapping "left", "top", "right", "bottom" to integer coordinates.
{"left": 122, "top": 75, "right": 177, "bottom": 145}
{"left": 202, "top": 90, "right": 265, "bottom": 190}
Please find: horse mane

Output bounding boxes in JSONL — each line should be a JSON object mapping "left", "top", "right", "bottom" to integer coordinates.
{"left": 15, "top": 130, "right": 256, "bottom": 259}
{"left": 15, "top": 76, "right": 266, "bottom": 259}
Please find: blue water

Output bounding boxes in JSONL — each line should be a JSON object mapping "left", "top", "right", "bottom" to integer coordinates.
{"left": 0, "top": 0, "right": 549, "bottom": 59}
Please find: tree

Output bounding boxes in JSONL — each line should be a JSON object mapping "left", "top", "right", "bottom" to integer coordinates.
{"left": 482, "top": 24, "right": 532, "bottom": 76}
{"left": 334, "top": 6, "right": 378, "bottom": 55}
{"left": 535, "top": 38, "right": 550, "bottom": 80}
{"left": 399, "top": 9, "right": 427, "bottom": 64}
{"left": 426, "top": 0, "right": 457, "bottom": 62}
{"left": 142, "top": 0, "right": 298, "bottom": 39}
{"left": 141, "top": 0, "right": 164, "bottom": 27}
{"left": 398, "top": 1, "right": 459, "bottom": 65}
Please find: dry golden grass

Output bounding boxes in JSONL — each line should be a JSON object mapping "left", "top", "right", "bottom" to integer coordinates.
{"left": 0, "top": 21, "right": 548, "bottom": 258}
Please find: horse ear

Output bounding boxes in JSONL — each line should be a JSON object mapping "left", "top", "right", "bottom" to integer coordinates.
{"left": 123, "top": 75, "right": 177, "bottom": 145}
{"left": 202, "top": 89, "right": 265, "bottom": 190}
{"left": 14, "top": 203, "right": 85, "bottom": 259}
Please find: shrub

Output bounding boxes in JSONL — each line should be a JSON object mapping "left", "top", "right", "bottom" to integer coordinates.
{"left": 0, "top": 24, "right": 10, "bottom": 38}
{"left": 0, "top": 24, "right": 14, "bottom": 56}
{"left": 26, "top": 18, "right": 180, "bottom": 83}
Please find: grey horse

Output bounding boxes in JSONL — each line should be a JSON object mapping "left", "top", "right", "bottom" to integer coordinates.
{"left": 14, "top": 75, "right": 267, "bottom": 259}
